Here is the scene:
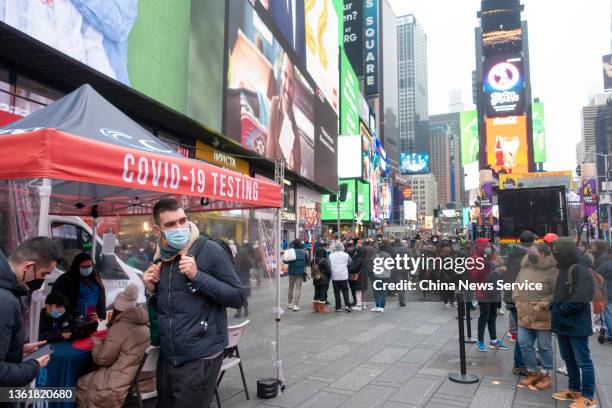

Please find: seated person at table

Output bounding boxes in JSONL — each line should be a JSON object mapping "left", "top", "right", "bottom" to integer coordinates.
{"left": 52, "top": 253, "right": 106, "bottom": 322}
{"left": 38, "top": 292, "right": 77, "bottom": 342}
{"left": 77, "top": 284, "right": 149, "bottom": 408}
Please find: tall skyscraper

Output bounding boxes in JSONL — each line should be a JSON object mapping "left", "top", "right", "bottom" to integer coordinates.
{"left": 397, "top": 15, "right": 429, "bottom": 156}
{"left": 449, "top": 90, "right": 464, "bottom": 113}
{"left": 381, "top": 0, "right": 399, "bottom": 172}
{"left": 429, "top": 113, "right": 465, "bottom": 207}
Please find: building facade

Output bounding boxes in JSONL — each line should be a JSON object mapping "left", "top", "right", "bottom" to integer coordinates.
{"left": 397, "top": 15, "right": 429, "bottom": 156}
{"left": 429, "top": 112, "right": 465, "bottom": 208}
{"left": 405, "top": 173, "right": 438, "bottom": 220}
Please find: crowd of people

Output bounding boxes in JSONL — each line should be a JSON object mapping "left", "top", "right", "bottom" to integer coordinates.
{"left": 283, "top": 231, "right": 609, "bottom": 408}
{"left": 0, "top": 197, "right": 610, "bottom": 407}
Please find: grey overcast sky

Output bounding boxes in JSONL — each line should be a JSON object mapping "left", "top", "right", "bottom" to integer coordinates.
{"left": 388, "top": 0, "right": 610, "bottom": 171}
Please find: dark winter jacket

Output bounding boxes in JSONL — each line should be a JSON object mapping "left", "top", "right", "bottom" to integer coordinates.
{"left": 312, "top": 247, "right": 330, "bottom": 286}
{"left": 551, "top": 237, "right": 594, "bottom": 337}
{"left": 149, "top": 226, "right": 245, "bottom": 366}
{"left": 390, "top": 243, "right": 410, "bottom": 280}
{"left": 38, "top": 308, "right": 78, "bottom": 342}
{"left": 284, "top": 248, "right": 309, "bottom": 276}
{"left": 52, "top": 269, "right": 106, "bottom": 321}
{"left": 0, "top": 249, "right": 40, "bottom": 386}
{"left": 596, "top": 259, "right": 612, "bottom": 299}
{"left": 504, "top": 243, "right": 530, "bottom": 305}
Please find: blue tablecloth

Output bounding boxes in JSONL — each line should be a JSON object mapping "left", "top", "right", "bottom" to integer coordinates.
{"left": 36, "top": 342, "right": 92, "bottom": 408}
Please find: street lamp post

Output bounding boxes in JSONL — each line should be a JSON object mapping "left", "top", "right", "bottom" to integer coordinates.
{"left": 595, "top": 153, "right": 612, "bottom": 243}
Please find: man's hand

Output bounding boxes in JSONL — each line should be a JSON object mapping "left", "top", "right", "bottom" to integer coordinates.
{"left": 35, "top": 354, "right": 50, "bottom": 368}
{"left": 142, "top": 263, "right": 161, "bottom": 293}
{"left": 179, "top": 255, "right": 198, "bottom": 280}
{"left": 88, "top": 313, "right": 99, "bottom": 323}
{"left": 23, "top": 340, "right": 46, "bottom": 356}
{"left": 61, "top": 332, "right": 72, "bottom": 340}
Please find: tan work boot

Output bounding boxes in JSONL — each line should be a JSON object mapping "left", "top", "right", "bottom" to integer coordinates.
{"left": 518, "top": 372, "right": 542, "bottom": 388}
{"left": 312, "top": 301, "right": 319, "bottom": 313}
{"left": 552, "top": 390, "right": 582, "bottom": 401}
{"left": 531, "top": 373, "right": 551, "bottom": 390}
{"left": 317, "top": 301, "right": 329, "bottom": 314}
{"left": 569, "top": 396, "right": 597, "bottom": 408}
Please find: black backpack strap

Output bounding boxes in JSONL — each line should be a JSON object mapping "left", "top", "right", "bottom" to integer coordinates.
{"left": 188, "top": 236, "right": 208, "bottom": 260}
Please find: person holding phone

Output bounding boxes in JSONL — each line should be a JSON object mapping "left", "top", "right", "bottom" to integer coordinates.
{"left": 52, "top": 252, "right": 106, "bottom": 322}
{"left": 0, "top": 237, "right": 62, "bottom": 386}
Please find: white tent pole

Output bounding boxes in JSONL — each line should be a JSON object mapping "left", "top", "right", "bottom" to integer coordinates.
{"left": 91, "top": 217, "right": 98, "bottom": 264}
{"left": 29, "top": 178, "right": 52, "bottom": 342}
{"left": 274, "top": 160, "right": 285, "bottom": 390}
{"left": 37, "top": 178, "right": 52, "bottom": 237}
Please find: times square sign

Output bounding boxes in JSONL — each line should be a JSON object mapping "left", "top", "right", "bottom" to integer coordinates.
{"left": 484, "top": 55, "right": 525, "bottom": 117}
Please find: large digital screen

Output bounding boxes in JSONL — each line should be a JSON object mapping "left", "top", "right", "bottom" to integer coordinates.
{"left": 532, "top": 102, "right": 546, "bottom": 163}
{"left": 321, "top": 179, "right": 366, "bottom": 220}
{"left": 357, "top": 180, "right": 371, "bottom": 222}
{"left": 484, "top": 55, "right": 525, "bottom": 117}
{"left": 337, "top": 135, "right": 362, "bottom": 178}
{"left": 404, "top": 200, "right": 417, "bottom": 221}
{"left": 363, "top": 0, "right": 379, "bottom": 95}
{"left": 225, "top": 1, "right": 337, "bottom": 191}
{"left": 1, "top": 0, "right": 226, "bottom": 134}
{"left": 400, "top": 152, "right": 430, "bottom": 175}
{"left": 305, "top": 0, "right": 340, "bottom": 113}
{"left": 460, "top": 110, "right": 479, "bottom": 166}
{"left": 485, "top": 115, "right": 529, "bottom": 174}
{"left": 603, "top": 54, "right": 612, "bottom": 91}
{"left": 340, "top": 51, "right": 360, "bottom": 135}
{"left": 258, "top": 0, "right": 307, "bottom": 63}
{"left": 343, "top": 0, "right": 364, "bottom": 76}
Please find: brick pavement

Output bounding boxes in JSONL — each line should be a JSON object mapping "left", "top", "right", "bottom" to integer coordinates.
{"left": 210, "top": 279, "right": 612, "bottom": 408}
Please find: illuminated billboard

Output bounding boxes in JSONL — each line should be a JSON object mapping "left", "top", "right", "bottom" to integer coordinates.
{"left": 485, "top": 115, "right": 529, "bottom": 174}
{"left": 337, "top": 135, "right": 362, "bottom": 178}
{"left": 225, "top": 1, "right": 337, "bottom": 191}
{"left": 305, "top": 0, "right": 340, "bottom": 113}
{"left": 532, "top": 102, "right": 547, "bottom": 163}
{"left": 484, "top": 55, "right": 525, "bottom": 116}
{"left": 404, "top": 201, "right": 417, "bottom": 221}
{"left": 603, "top": 54, "right": 612, "bottom": 91}
{"left": 340, "top": 51, "right": 360, "bottom": 135}
{"left": 1, "top": 1, "right": 226, "bottom": 133}
{"left": 400, "top": 153, "right": 430, "bottom": 175}
{"left": 460, "top": 111, "right": 479, "bottom": 166}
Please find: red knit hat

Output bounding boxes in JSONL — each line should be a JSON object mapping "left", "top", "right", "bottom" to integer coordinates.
{"left": 543, "top": 233, "right": 559, "bottom": 244}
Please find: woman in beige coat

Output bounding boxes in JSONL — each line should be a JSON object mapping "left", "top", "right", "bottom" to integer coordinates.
{"left": 77, "top": 284, "right": 149, "bottom": 407}
{"left": 512, "top": 244, "right": 558, "bottom": 391}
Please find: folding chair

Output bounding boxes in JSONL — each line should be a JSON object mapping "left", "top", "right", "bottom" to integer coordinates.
{"left": 124, "top": 345, "right": 159, "bottom": 408}
{"left": 214, "top": 320, "right": 250, "bottom": 408}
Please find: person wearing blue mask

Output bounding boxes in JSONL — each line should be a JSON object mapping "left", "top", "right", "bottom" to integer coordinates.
{"left": 38, "top": 292, "right": 77, "bottom": 342}
{"left": 142, "top": 198, "right": 245, "bottom": 408}
{"left": 52, "top": 252, "right": 106, "bottom": 322}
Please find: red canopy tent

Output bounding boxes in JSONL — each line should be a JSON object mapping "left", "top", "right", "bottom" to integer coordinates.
{"left": 0, "top": 85, "right": 287, "bottom": 385}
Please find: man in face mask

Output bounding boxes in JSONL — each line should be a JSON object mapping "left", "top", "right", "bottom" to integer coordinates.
{"left": 0, "top": 237, "right": 61, "bottom": 387}
{"left": 142, "top": 198, "right": 245, "bottom": 408}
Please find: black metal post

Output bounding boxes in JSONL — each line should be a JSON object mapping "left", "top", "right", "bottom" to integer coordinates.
{"left": 449, "top": 292, "right": 479, "bottom": 384}
{"left": 464, "top": 291, "right": 476, "bottom": 344}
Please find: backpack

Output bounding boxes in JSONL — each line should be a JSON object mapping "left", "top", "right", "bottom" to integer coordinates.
{"left": 188, "top": 235, "right": 235, "bottom": 265}
{"left": 373, "top": 251, "right": 392, "bottom": 279}
{"left": 568, "top": 265, "right": 608, "bottom": 314}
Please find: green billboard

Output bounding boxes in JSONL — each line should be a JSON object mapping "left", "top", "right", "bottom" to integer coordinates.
{"left": 321, "top": 180, "right": 356, "bottom": 221}
{"left": 357, "top": 180, "right": 371, "bottom": 222}
{"left": 460, "top": 111, "right": 479, "bottom": 166}
{"left": 532, "top": 102, "right": 547, "bottom": 163}
{"left": 340, "top": 51, "right": 360, "bottom": 135}
{"left": 321, "top": 179, "right": 370, "bottom": 221}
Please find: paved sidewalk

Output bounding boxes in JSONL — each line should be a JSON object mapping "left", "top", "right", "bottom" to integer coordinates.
{"left": 214, "top": 279, "right": 612, "bottom": 408}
